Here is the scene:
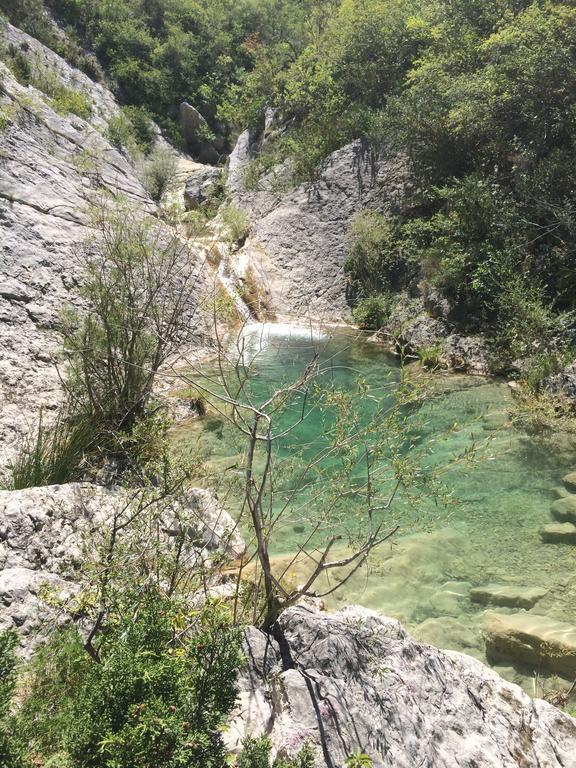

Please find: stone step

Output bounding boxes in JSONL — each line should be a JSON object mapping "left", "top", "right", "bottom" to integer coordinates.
{"left": 540, "top": 522, "right": 576, "bottom": 544}
{"left": 484, "top": 612, "right": 576, "bottom": 677}
{"left": 562, "top": 471, "right": 576, "bottom": 493}
{"left": 470, "top": 584, "right": 547, "bottom": 609}
{"left": 550, "top": 495, "right": 576, "bottom": 524}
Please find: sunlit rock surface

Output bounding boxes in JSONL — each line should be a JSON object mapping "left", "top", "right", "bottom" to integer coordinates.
{"left": 230, "top": 605, "right": 576, "bottom": 767}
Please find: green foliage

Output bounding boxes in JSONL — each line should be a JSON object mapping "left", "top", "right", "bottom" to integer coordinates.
{"left": 0, "top": 631, "right": 27, "bottom": 768}
{"left": 351, "top": 296, "right": 391, "bottom": 331}
{"left": 139, "top": 146, "right": 178, "bottom": 202}
{"left": 221, "top": 204, "right": 250, "bottom": 245}
{"left": 237, "top": 735, "right": 316, "bottom": 768}
{"left": 49, "top": 83, "right": 91, "bottom": 118}
{"left": 107, "top": 106, "right": 155, "bottom": 155}
{"left": 345, "top": 210, "right": 416, "bottom": 300}
{"left": 17, "top": 594, "right": 243, "bottom": 768}
{"left": 7, "top": 407, "right": 99, "bottom": 489}
{"left": 345, "top": 754, "right": 373, "bottom": 768}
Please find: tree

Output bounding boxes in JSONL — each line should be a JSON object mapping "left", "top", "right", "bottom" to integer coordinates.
{"left": 62, "top": 202, "right": 201, "bottom": 439}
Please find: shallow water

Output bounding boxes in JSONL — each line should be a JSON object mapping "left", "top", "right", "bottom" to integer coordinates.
{"left": 176, "top": 325, "right": 576, "bottom": 690}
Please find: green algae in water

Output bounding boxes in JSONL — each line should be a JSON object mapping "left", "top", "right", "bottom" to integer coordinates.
{"left": 177, "top": 327, "right": 576, "bottom": 679}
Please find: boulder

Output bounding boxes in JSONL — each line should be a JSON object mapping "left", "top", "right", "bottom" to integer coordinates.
{"left": 552, "top": 486, "right": 570, "bottom": 500}
{"left": 184, "top": 166, "right": 222, "bottom": 210}
{"left": 551, "top": 495, "right": 576, "bottom": 524}
{"left": 228, "top": 605, "right": 576, "bottom": 767}
{"left": 540, "top": 522, "right": 576, "bottom": 544}
{"left": 179, "top": 102, "right": 209, "bottom": 146}
{"left": 179, "top": 102, "right": 221, "bottom": 163}
{"left": 484, "top": 612, "right": 576, "bottom": 677}
{"left": 562, "top": 472, "right": 576, "bottom": 493}
{"left": 470, "top": 584, "right": 547, "bottom": 609}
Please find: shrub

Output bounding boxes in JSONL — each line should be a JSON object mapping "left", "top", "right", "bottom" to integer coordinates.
{"left": 237, "top": 735, "right": 316, "bottom": 768}
{"left": 18, "top": 593, "right": 243, "bottom": 768}
{"left": 221, "top": 205, "right": 250, "bottom": 245}
{"left": 345, "top": 211, "right": 417, "bottom": 302}
{"left": 140, "top": 147, "right": 178, "bottom": 202}
{"left": 107, "top": 106, "right": 154, "bottom": 155}
{"left": 0, "top": 631, "right": 27, "bottom": 768}
{"left": 351, "top": 295, "right": 391, "bottom": 330}
{"left": 50, "top": 85, "right": 91, "bottom": 119}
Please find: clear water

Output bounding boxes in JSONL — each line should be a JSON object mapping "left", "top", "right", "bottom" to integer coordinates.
{"left": 175, "top": 325, "right": 576, "bottom": 689}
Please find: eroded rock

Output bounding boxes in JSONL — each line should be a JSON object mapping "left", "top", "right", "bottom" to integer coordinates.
{"left": 540, "top": 522, "right": 576, "bottom": 544}
{"left": 229, "top": 605, "right": 576, "bottom": 767}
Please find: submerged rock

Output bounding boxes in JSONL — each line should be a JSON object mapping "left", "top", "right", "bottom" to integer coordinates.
{"left": 562, "top": 472, "right": 576, "bottom": 493}
{"left": 484, "top": 611, "right": 576, "bottom": 677}
{"left": 229, "top": 605, "right": 576, "bottom": 767}
{"left": 551, "top": 495, "right": 576, "bottom": 524}
{"left": 470, "top": 584, "right": 547, "bottom": 609}
{"left": 540, "top": 522, "right": 576, "bottom": 544}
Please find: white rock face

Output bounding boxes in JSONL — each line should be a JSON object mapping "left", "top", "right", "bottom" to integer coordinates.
{"left": 0, "top": 483, "right": 244, "bottom": 650}
{"left": 0, "top": 22, "right": 153, "bottom": 475}
{"left": 228, "top": 133, "right": 407, "bottom": 321}
{"left": 230, "top": 605, "right": 576, "bottom": 767}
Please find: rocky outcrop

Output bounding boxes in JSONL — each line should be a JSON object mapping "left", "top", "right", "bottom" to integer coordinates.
{"left": 543, "top": 361, "right": 576, "bottom": 402}
{"left": 184, "top": 165, "right": 222, "bottom": 210}
{"left": 227, "top": 134, "right": 407, "bottom": 321}
{"left": 376, "top": 296, "right": 490, "bottom": 373}
{"left": 0, "top": 22, "right": 155, "bottom": 474}
{"left": 0, "top": 483, "right": 243, "bottom": 650}
{"left": 229, "top": 605, "right": 576, "bottom": 767}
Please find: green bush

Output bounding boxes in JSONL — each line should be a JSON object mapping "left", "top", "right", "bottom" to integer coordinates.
{"left": 351, "top": 295, "right": 391, "bottom": 330}
{"left": 237, "top": 735, "right": 316, "bottom": 768}
{"left": 17, "top": 593, "right": 243, "bottom": 768}
{"left": 0, "top": 631, "right": 27, "bottom": 768}
{"left": 140, "top": 147, "right": 178, "bottom": 202}
{"left": 345, "top": 211, "right": 417, "bottom": 302}
{"left": 221, "top": 205, "right": 250, "bottom": 245}
{"left": 107, "top": 106, "right": 154, "bottom": 155}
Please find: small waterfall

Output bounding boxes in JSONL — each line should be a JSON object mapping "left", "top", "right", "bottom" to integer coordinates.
{"left": 216, "top": 251, "right": 252, "bottom": 321}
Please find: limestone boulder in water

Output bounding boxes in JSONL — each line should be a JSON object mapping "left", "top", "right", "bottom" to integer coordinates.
{"left": 470, "top": 584, "right": 547, "bottom": 609}
{"left": 484, "top": 611, "right": 576, "bottom": 677}
{"left": 540, "top": 522, "right": 576, "bottom": 544}
{"left": 228, "top": 605, "right": 576, "bottom": 767}
{"left": 562, "top": 472, "right": 576, "bottom": 493}
{"left": 551, "top": 495, "right": 576, "bottom": 523}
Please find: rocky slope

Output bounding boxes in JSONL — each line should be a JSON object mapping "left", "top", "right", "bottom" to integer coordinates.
{"left": 231, "top": 605, "right": 576, "bottom": 768}
{"left": 0, "top": 21, "right": 157, "bottom": 472}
